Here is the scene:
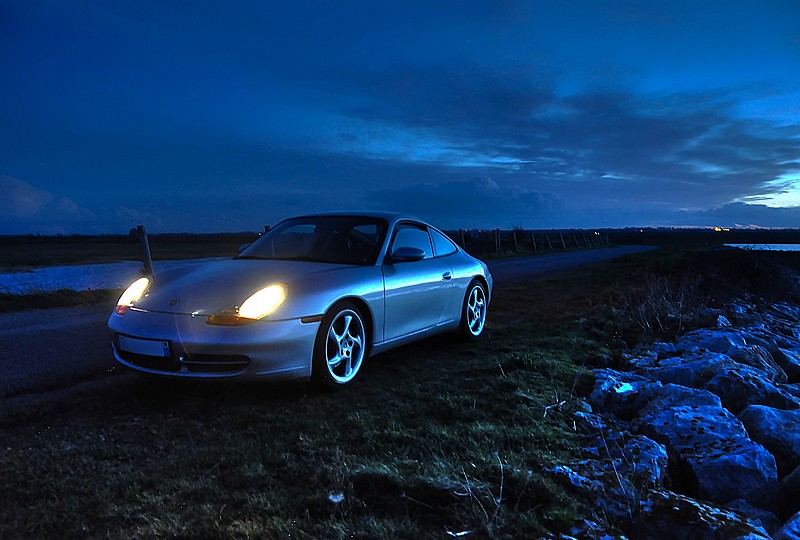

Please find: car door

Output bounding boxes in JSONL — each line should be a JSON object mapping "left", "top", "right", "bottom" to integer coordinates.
{"left": 382, "top": 222, "right": 454, "bottom": 342}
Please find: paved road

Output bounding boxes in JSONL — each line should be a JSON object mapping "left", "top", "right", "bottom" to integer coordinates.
{"left": 0, "top": 245, "right": 656, "bottom": 399}
{"left": 488, "top": 245, "right": 656, "bottom": 283}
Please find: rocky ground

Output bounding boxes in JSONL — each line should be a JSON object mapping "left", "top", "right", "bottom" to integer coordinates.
{"left": 548, "top": 250, "right": 800, "bottom": 539}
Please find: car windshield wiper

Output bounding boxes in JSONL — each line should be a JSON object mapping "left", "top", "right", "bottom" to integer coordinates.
{"left": 278, "top": 256, "right": 326, "bottom": 262}
{"left": 235, "top": 255, "right": 328, "bottom": 262}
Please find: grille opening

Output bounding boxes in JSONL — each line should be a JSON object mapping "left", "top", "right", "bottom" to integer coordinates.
{"left": 183, "top": 354, "right": 250, "bottom": 373}
{"left": 117, "top": 350, "right": 181, "bottom": 372}
{"left": 116, "top": 346, "right": 250, "bottom": 374}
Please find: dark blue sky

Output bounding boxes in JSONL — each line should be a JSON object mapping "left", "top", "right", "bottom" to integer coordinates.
{"left": 1, "top": 0, "right": 799, "bottom": 233}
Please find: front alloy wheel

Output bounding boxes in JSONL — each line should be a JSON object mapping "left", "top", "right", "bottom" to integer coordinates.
{"left": 313, "top": 302, "right": 367, "bottom": 388}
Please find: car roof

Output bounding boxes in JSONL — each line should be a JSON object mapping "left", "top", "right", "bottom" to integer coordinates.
{"left": 286, "top": 211, "right": 430, "bottom": 227}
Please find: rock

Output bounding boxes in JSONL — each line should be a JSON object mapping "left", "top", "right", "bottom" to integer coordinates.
{"left": 574, "top": 413, "right": 669, "bottom": 489}
{"left": 704, "top": 364, "right": 800, "bottom": 414}
{"left": 695, "top": 307, "right": 726, "bottom": 328}
{"left": 728, "top": 304, "right": 765, "bottom": 327}
{"left": 680, "top": 442, "right": 778, "bottom": 509}
{"left": 582, "top": 432, "right": 669, "bottom": 488}
{"left": 573, "top": 410, "right": 614, "bottom": 435}
{"left": 778, "top": 465, "right": 800, "bottom": 518}
{"left": 675, "top": 328, "right": 747, "bottom": 355}
{"left": 785, "top": 383, "right": 800, "bottom": 399}
{"left": 776, "top": 348, "right": 800, "bottom": 383}
{"left": 615, "top": 434, "right": 669, "bottom": 488}
{"left": 773, "top": 511, "right": 800, "bottom": 540}
{"left": 738, "top": 405, "right": 800, "bottom": 476}
{"left": 717, "top": 314, "right": 733, "bottom": 328}
{"left": 637, "top": 383, "right": 722, "bottom": 419}
{"left": 769, "top": 302, "right": 800, "bottom": 322}
{"left": 725, "top": 499, "right": 781, "bottom": 535}
{"left": 637, "top": 352, "right": 737, "bottom": 388}
{"left": 549, "top": 461, "right": 637, "bottom": 522}
{"left": 739, "top": 326, "right": 781, "bottom": 352}
{"left": 552, "top": 518, "right": 627, "bottom": 540}
{"left": 728, "top": 345, "right": 788, "bottom": 383}
{"left": 587, "top": 353, "right": 614, "bottom": 368}
{"left": 730, "top": 302, "right": 751, "bottom": 315}
{"left": 635, "top": 489, "right": 771, "bottom": 539}
{"left": 588, "top": 369, "right": 663, "bottom": 420}
{"left": 638, "top": 404, "right": 748, "bottom": 448}
{"left": 634, "top": 341, "right": 677, "bottom": 359}
{"left": 574, "top": 398, "right": 593, "bottom": 413}
{"left": 549, "top": 434, "right": 667, "bottom": 524}
{"left": 637, "top": 405, "right": 778, "bottom": 507}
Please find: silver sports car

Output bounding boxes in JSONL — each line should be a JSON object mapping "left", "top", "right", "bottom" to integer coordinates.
{"left": 108, "top": 212, "right": 492, "bottom": 387}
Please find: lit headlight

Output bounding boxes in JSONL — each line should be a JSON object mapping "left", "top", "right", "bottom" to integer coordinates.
{"left": 115, "top": 277, "right": 151, "bottom": 314}
{"left": 207, "top": 284, "right": 286, "bottom": 325}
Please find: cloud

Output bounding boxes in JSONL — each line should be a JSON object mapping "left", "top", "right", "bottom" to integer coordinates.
{"left": 326, "top": 63, "right": 800, "bottom": 215}
{"left": 0, "top": 175, "right": 95, "bottom": 234}
{"left": 690, "top": 202, "right": 800, "bottom": 229}
{"left": 367, "top": 175, "right": 565, "bottom": 229}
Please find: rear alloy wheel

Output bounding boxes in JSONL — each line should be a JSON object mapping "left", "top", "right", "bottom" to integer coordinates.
{"left": 312, "top": 302, "right": 367, "bottom": 388}
{"left": 460, "top": 280, "right": 487, "bottom": 339}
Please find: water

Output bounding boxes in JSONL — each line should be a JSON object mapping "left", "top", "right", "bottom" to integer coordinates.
{"left": 725, "top": 244, "right": 800, "bottom": 252}
{"left": 0, "top": 258, "right": 224, "bottom": 295}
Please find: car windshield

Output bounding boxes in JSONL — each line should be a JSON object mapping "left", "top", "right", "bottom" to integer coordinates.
{"left": 237, "top": 216, "right": 389, "bottom": 265}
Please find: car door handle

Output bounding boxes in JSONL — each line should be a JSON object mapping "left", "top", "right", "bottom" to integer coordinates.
{"left": 442, "top": 271, "right": 452, "bottom": 281}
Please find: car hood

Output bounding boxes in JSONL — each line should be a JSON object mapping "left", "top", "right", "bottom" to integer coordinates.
{"left": 132, "top": 258, "right": 349, "bottom": 315}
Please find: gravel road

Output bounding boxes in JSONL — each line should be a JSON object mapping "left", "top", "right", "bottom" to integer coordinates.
{"left": 0, "top": 245, "right": 656, "bottom": 400}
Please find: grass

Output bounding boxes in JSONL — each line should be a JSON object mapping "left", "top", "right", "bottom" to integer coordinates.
{"left": 0, "top": 288, "right": 123, "bottom": 313}
{"left": 0, "top": 323, "right": 592, "bottom": 539}
{"left": 0, "top": 233, "right": 256, "bottom": 271}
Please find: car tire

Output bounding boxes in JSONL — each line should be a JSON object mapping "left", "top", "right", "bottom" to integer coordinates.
{"left": 312, "top": 301, "right": 367, "bottom": 389}
{"left": 459, "top": 280, "right": 488, "bottom": 339}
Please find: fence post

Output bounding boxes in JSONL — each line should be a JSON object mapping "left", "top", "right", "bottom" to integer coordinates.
{"left": 512, "top": 229, "right": 519, "bottom": 253}
{"left": 572, "top": 231, "right": 578, "bottom": 248}
{"left": 459, "top": 229, "right": 466, "bottom": 249}
{"left": 494, "top": 228, "right": 501, "bottom": 254}
{"left": 545, "top": 234, "right": 554, "bottom": 250}
{"left": 559, "top": 232, "right": 567, "bottom": 249}
{"left": 530, "top": 233, "right": 537, "bottom": 252}
{"left": 137, "top": 225, "right": 153, "bottom": 275}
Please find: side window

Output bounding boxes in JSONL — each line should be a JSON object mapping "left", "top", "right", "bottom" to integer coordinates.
{"left": 391, "top": 224, "right": 433, "bottom": 259}
{"left": 431, "top": 229, "right": 457, "bottom": 257}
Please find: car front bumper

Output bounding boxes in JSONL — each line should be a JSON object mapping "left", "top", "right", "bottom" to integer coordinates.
{"left": 108, "top": 308, "right": 319, "bottom": 379}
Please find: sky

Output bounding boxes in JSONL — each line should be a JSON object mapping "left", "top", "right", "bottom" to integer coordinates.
{"left": 1, "top": 0, "right": 799, "bottom": 234}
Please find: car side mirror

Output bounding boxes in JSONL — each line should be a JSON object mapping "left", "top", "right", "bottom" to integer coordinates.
{"left": 391, "top": 246, "right": 426, "bottom": 262}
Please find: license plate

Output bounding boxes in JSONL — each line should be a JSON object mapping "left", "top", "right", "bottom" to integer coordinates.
{"left": 118, "top": 335, "right": 171, "bottom": 357}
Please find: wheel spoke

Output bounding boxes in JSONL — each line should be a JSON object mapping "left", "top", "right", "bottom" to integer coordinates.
{"left": 328, "top": 353, "right": 344, "bottom": 368}
{"left": 341, "top": 315, "right": 353, "bottom": 337}
{"left": 329, "top": 325, "right": 344, "bottom": 345}
{"left": 345, "top": 355, "right": 353, "bottom": 376}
